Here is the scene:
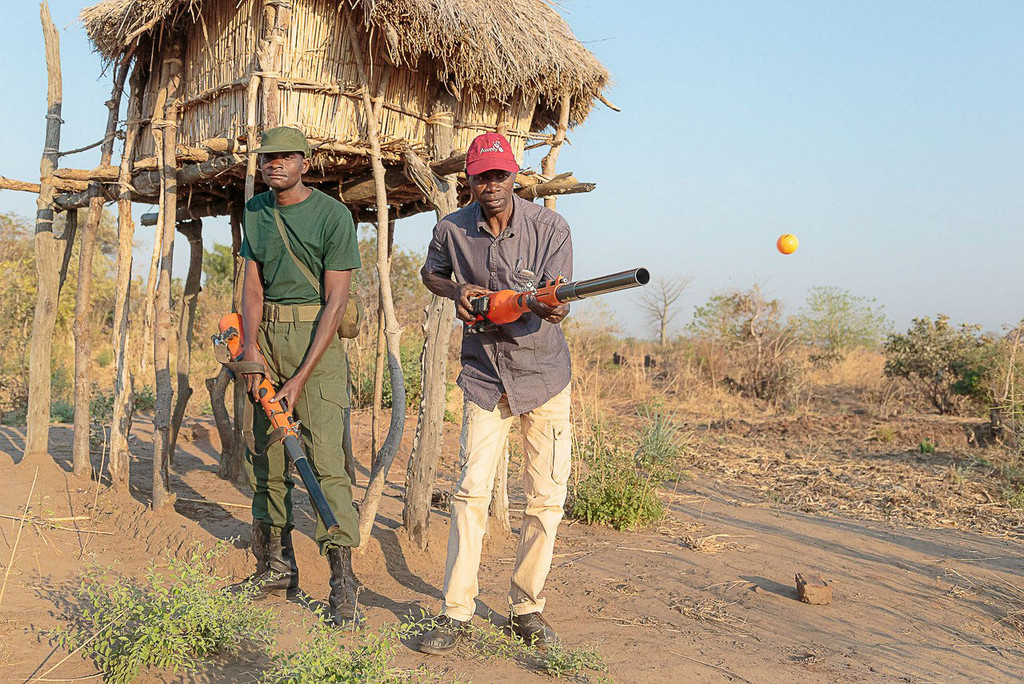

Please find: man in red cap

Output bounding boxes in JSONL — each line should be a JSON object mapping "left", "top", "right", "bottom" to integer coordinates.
{"left": 418, "top": 131, "right": 573, "bottom": 652}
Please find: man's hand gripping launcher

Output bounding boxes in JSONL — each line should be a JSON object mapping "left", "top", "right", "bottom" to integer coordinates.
{"left": 467, "top": 267, "right": 651, "bottom": 334}
{"left": 212, "top": 313, "right": 341, "bottom": 534}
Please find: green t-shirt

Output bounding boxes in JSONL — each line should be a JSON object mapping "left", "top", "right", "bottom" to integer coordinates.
{"left": 240, "top": 189, "right": 361, "bottom": 305}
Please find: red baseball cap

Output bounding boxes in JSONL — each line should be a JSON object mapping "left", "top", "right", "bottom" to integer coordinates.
{"left": 465, "top": 132, "right": 520, "bottom": 177}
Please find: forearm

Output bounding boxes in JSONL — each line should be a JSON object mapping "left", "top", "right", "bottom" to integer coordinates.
{"left": 421, "top": 269, "right": 461, "bottom": 300}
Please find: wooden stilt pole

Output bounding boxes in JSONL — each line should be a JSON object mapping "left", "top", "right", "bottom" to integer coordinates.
{"left": 540, "top": 94, "right": 571, "bottom": 211}
{"left": 402, "top": 90, "right": 459, "bottom": 549}
{"left": 212, "top": 200, "right": 245, "bottom": 483}
{"left": 346, "top": 22, "right": 404, "bottom": 549}
{"left": 168, "top": 219, "right": 203, "bottom": 460}
{"left": 72, "top": 57, "right": 131, "bottom": 478}
{"left": 25, "top": 2, "right": 65, "bottom": 460}
{"left": 151, "top": 41, "right": 183, "bottom": 509}
{"left": 109, "top": 58, "right": 146, "bottom": 490}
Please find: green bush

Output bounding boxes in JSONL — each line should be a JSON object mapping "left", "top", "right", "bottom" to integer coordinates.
{"left": 52, "top": 542, "right": 274, "bottom": 683}
{"left": 265, "top": 619, "right": 433, "bottom": 683}
{"left": 794, "top": 286, "right": 890, "bottom": 366}
{"left": 50, "top": 400, "right": 74, "bottom": 423}
{"left": 543, "top": 643, "right": 609, "bottom": 679}
{"left": 90, "top": 390, "right": 115, "bottom": 423}
{"left": 571, "top": 466, "right": 664, "bottom": 530}
{"left": 134, "top": 384, "right": 157, "bottom": 412}
{"left": 636, "top": 406, "right": 687, "bottom": 468}
{"left": 883, "top": 315, "right": 995, "bottom": 415}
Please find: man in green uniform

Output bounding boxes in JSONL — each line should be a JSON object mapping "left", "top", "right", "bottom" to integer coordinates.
{"left": 227, "top": 126, "right": 363, "bottom": 627}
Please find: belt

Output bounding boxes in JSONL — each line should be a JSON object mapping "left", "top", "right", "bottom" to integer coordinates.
{"left": 262, "top": 302, "right": 322, "bottom": 323}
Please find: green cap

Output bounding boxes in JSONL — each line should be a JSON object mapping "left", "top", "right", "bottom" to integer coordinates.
{"left": 252, "top": 126, "right": 311, "bottom": 157}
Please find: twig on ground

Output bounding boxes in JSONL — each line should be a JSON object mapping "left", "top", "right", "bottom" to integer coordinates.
{"left": 668, "top": 650, "right": 752, "bottom": 683}
{"left": 0, "top": 515, "right": 111, "bottom": 536}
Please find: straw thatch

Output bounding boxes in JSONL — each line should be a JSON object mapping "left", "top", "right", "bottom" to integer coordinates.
{"left": 81, "top": 0, "right": 609, "bottom": 128}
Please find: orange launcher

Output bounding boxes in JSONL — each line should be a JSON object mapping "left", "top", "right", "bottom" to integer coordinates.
{"left": 466, "top": 267, "right": 650, "bottom": 334}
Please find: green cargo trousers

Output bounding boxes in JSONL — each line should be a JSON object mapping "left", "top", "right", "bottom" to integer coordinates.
{"left": 244, "top": 319, "right": 360, "bottom": 552}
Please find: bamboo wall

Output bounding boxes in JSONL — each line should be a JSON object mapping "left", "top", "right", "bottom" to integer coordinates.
{"left": 135, "top": 0, "right": 536, "bottom": 163}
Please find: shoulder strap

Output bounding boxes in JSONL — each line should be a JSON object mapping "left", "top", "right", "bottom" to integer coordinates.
{"left": 272, "top": 200, "right": 321, "bottom": 298}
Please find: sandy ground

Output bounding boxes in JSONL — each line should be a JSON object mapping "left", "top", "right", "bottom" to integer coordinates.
{"left": 0, "top": 411, "right": 1021, "bottom": 683}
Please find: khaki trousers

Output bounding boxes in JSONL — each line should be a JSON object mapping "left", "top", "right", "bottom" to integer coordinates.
{"left": 443, "top": 384, "right": 572, "bottom": 622}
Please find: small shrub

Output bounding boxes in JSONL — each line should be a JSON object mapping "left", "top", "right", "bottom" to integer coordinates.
{"left": 95, "top": 347, "right": 114, "bottom": 368}
{"left": 1003, "top": 484, "right": 1024, "bottom": 509}
{"left": 134, "top": 384, "right": 157, "bottom": 412}
{"left": 265, "top": 619, "right": 430, "bottom": 683}
{"left": 90, "top": 390, "right": 114, "bottom": 423}
{"left": 874, "top": 426, "right": 896, "bottom": 443}
{"left": 543, "top": 643, "right": 609, "bottom": 679}
{"left": 636, "top": 406, "right": 687, "bottom": 468}
{"left": 52, "top": 542, "right": 274, "bottom": 683}
{"left": 50, "top": 400, "right": 74, "bottom": 423}
{"left": 883, "top": 315, "right": 995, "bottom": 415}
{"left": 919, "top": 439, "right": 936, "bottom": 454}
{"left": 571, "top": 467, "right": 664, "bottom": 530}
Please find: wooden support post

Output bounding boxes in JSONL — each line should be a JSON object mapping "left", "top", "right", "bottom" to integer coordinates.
{"left": 259, "top": 0, "right": 290, "bottom": 128}
{"left": 402, "top": 90, "right": 459, "bottom": 549}
{"left": 168, "top": 219, "right": 203, "bottom": 460}
{"left": 540, "top": 94, "right": 571, "bottom": 210}
{"left": 25, "top": 2, "right": 65, "bottom": 460}
{"left": 151, "top": 41, "right": 183, "bottom": 509}
{"left": 213, "top": 201, "right": 245, "bottom": 483}
{"left": 72, "top": 57, "right": 131, "bottom": 478}
{"left": 346, "top": 22, "right": 404, "bottom": 549}
{"left": 110, "top": 58, "right": 145, "bottom": 489}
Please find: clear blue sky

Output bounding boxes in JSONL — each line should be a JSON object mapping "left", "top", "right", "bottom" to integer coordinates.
{"left": 2, "top": 1, "right": 1022, "bottom": 336}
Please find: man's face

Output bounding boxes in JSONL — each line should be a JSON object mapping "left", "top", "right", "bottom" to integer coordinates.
{"left": 468, "top": 169, "right": 516, "bottom": 218}
{"left": 259, "top": 151, "right": 309, "bottom": 192}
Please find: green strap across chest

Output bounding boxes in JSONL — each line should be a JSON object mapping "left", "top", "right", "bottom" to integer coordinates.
{"left": 272, "top": 201, "right": 321, "bottom": 298}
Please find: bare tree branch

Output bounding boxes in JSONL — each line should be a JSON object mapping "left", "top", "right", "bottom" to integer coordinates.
{"left": 638, "top": 276, "right": 692, "bottom": 345}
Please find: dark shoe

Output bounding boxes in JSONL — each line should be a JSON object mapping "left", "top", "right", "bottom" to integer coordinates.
{"left": 510, "top": 612, "right": 558, "bottom": 648}
{"left": 226, "top": 522, "right": 299, "bottom": 600}
{"left": 419, "top": 615, "right": 469, "bottom": 655}
{"left": 327, "top": 546, "right": 365, "bottom": 627}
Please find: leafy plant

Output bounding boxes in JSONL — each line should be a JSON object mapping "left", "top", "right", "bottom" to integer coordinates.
{"left": 690, "top": 284, "right": 799, "bottom": 404}
{"left": 794, "top": 286, "right": 890, "bottom": 366}
{"left": 265, "top": 618, "right": 437, "bottom": 683}
{"left": 50, "top": 400, "right": 74, "bottom": 423}
{"left": 134, "top": 384, "right": 157, "bottom": 412}
{"left": 919, "top": 439, "right": 936, "bottom": 454}
{"left": 883, "top": 315, "right": 995, "bottom": 415}
{"left": 52, "top": 542, "right": 274, "bottom": 683}
{"left": 542, "top": 643, "right": 609, "bottom": 679}
{"left": 636, "top": 406, "right": 687, "bottom": 468}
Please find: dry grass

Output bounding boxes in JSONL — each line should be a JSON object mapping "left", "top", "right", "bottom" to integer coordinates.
{"left": 81, "top": 0, "right": 608, "bottom": 126}
{"left": 668, "top": 597, "right": 751, "bottom": 637}
{"left": 689, "top": 423, "right": 1024, "bottom": 537}
{"left": 946, "top": 569, "right": 1024, "bottom": 644}
{"left": 682, "top": 533, "right": 745, "bottom": 554}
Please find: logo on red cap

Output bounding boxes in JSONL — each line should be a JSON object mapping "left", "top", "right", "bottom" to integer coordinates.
{"left": 466, "top": 132, "right": 520, "bottom": 177}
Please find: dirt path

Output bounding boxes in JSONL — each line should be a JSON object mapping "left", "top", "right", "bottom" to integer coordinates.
{"left": 0, "top": 416, "right": 1021, "bottom": 683}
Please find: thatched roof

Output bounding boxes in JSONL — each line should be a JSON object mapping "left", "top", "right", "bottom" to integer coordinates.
{"left": 80, "top": 0, "right": 610, "bottom": 127}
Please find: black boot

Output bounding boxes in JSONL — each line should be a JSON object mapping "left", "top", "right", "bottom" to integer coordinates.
{"left": 226, "top": 522, "right": 299, "bottom": 599}
{"left": 510, "top": 612, "right": 558, "bottom": 648}
{"left": 418, "top": 615, "right": 469, "bottom": 655}
{"left": 327, "top": 546, "right": 364, "bottom": 627}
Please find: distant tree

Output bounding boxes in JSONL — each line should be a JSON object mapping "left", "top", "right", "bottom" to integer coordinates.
{"left": 883, "top": 315, "right": 994, "bottom": 415}
{"left": 795, "top": 286, "right": 890, "bottom": 366}
{"left": 690, "top": 284, "right": 798, "bottom": 403}
{"left": 202, "top": 243, "right": 235, "bottom": 297}
{"left": 638, "top": 276, "right": 691, "bottom": 345}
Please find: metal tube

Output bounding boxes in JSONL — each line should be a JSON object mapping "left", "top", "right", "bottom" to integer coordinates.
{"left": 554, "top": 267, "right": 650, "bottom": 302}
{"left": 285, "top": 435, "right": 341, "bottom": 534}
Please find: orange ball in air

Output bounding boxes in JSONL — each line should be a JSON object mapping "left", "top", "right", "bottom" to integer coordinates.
{"left": 777, "top": 233, "right": 799, "bottom": 255}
